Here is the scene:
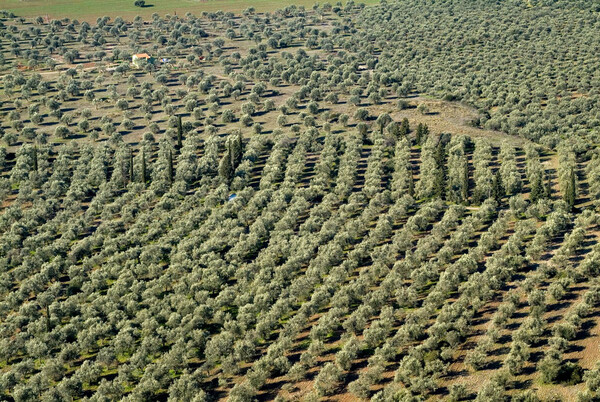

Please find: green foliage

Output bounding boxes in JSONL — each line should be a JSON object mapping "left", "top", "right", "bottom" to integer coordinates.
{"left": 2, "top": 3, "right": 600, "bottom": 401}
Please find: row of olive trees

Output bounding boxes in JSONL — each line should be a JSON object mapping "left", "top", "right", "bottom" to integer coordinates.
{"left": 372, "top": 210, "right": 536, "bottom": 399}
{"left": 343, "top": 201, "right": 497, "bottom": 398}
{"left": 0, "top": 116, "right": 286, "bottom": 399}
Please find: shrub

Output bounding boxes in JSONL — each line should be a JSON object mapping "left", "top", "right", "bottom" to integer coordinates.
{"left": 54, "top": 125, "right": 70, "bottom": 139}
{"left": 354, "top": 108, "right": 369, "bottom": 121}
{"left": 417, "top": 103, "right": 429, "bottom": 115}
{"left": 221, "top": 109, "right": 235, "bottom": 123}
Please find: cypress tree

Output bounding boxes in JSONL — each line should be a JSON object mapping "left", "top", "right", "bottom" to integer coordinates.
{"left": 219, "top": 152, "right": 233, "bottom": 184}
{"left": 168, "top": 149, "right": 174, "bottom": 184}
{"left": 357, "top": 123, "right": 368, "bottom": 142}
{"left": 129, "top": 149, "right": 134, "bottom": 183}
{"left": 416, "top": 123, "right": 430, "bottom": 145}
{"left": 416, "top": 123, "right": 423, "bottom": 144}
{"left": 435, "top": 139, "right": 445, "bottom": 166}
{"left": 415, "top": 135, "right": 440, "bottom": 200}
{"left": 32, "top": 146, "right": 38, "bottom": 171}
{"left": 492, "top": 170, "right": 504, "bottom": 202}
{"left": 564, "top": 167, "right": 576, "bottom": 210}
{"left": 434, "top": 139, "right": 446, "bottom": 199}
{"left": 530, "top": 173, "right": 543, "bottom": 203}
{"left": 434, "top": 173, "right": 445, "bottom": 199}
{"left": 229, "top": 146, "right": 236, "bottom": 174}
{"left": 400, "top": 118, "right": 410, "bottom": 137}
{"left": 177, "top": 115, "right": 183, "bottom": 149}
{"left": 570, "top": 168, "right": 577, "bottom": 204}
{"left": 408, "top": 168, "right": 414, "bottom": 197}
{"left": 543, "top": 171, "right": 552, "bottom": 199}
{"left": 463, "top": 158, "right": 469, "bottom": 203}
{"left": 141, "top": 148, "right": 147, "bottom": 185}
{"left": 46, "top": 305, "right": 51, "bottom": 333}
{"left": 230, "top": 132, "right": 243, "bottom": 169}
{"left": 447, "top": 137, "right": 470, "bottom": 204}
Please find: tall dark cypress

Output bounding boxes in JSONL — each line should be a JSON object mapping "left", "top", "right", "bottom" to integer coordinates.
{"left": 400, "top": 118, "right": 410, "bottom": 137}
{"left": 32, "top": 146, "right": 38, "bottom": 171}
{"left": 141, "top": 148, "right": 147, "bottom": 185}
{"left": 570, "top": 168, "right": 577, "bottom": 204}
{"left": 492, "top": 170, "right": 504, "bottom": 202}
{"left": 530, "top": 173, "right": 543, "bottom": 203}
{"left": 230, "top": 132, "right": 243, "bottom": 169}
{"left": 434, "top": 139, "right": 446, "bottom": 199}
{"left": 463, "top": 159, "right": 469, "bottom": 204}
{"left": 408, "top": 168, "right": 415, "bottom": 197}
{"left": 543, "top": 171, "right": 552, "bottom": 199}
{"left": 46, "top": 305, "right": 51, "bottom": 333}
{"left": 229, "top": 146, "right": 235, "bottom": 172}
{"left": 168, "top": 149, "right": 174, "bottom": 184}
{"left": 416, "top": 123, "right": 423, "bottom": 145}
{"left": 177, "top": 115, "right": 183, "bottom": 149}
{"left": 219, "top": 152, "right": 233, "bottom": 184}
{"left": 416, "top": 123, "right": 430, "bottom": 145}
{"left": 129, "top": 149, "right": 134, "bottom": 183}
{"left": 564, "top": 167, "right": 576, "bottom": 210}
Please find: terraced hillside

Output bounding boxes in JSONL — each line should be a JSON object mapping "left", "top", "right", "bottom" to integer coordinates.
{"left": 2, "top": 1, "right": 600, "bottom": 401}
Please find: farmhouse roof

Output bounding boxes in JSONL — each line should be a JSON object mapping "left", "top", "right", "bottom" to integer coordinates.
{"left": 134, "top": 53, "right": 151, "bottom": 59}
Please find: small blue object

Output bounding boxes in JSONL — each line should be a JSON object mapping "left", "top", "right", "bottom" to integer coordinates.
{"left": 228, "top": 194, "right": 237, "bottom": 202}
